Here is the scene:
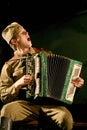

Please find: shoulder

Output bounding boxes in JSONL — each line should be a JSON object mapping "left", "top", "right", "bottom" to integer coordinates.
{"left": 33, "top": 47, "right": 53, "bottom": 55}
{"left": 1, "top": 56, "right": 19, "bottom": 71}
{"left": 1, "top": 56, "right": 25, "bottom": 75}
{"left": 6, "top": 57, "right": 18, "bottom": 66}
{"left": 33, "top": 47, "right": 42, "bottom": 53}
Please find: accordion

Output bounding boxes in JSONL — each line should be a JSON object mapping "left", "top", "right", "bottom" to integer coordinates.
{"left": 25, "top": 52, "right": 82, "bottom": 104}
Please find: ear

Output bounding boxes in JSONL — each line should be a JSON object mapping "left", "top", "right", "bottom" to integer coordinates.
{"left": 10, "top": 39, "right": 17, "bottom": 45}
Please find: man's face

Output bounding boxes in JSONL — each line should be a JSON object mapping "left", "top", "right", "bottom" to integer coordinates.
{"left": 16, "top": 28, "right": 32, "bottom": 49}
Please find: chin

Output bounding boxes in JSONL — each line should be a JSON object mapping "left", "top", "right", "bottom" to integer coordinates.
{"left": 30, "top": 44, "right": 32, "bottom": 47}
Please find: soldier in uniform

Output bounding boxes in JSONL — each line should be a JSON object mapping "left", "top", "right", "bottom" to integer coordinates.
{"left": 0, "top": 22, "right": 84, "bottom": 130}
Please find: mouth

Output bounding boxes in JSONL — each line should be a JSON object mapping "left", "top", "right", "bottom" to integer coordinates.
{"left": 27, "top": 37, "right": 31, "bottom": 41}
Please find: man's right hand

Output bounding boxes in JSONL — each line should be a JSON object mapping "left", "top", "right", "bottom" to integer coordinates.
{"left": 14, "top": 75, "right": 33, "bottom": 90}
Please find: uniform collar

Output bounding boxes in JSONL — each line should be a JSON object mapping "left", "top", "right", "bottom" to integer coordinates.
{"left": 14, "top": 47, "right": 36, "bottom": 58}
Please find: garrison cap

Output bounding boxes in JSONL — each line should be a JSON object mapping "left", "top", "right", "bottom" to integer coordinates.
{"left": 2, "top": 22, "right": 23, "bottom": 44}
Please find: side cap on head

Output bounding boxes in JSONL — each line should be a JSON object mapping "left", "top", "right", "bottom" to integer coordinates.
{"left": 2, "top": 22, "right": 23, "bottom": 44}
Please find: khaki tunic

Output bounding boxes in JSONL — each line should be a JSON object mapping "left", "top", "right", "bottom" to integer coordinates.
{"left": 0, "top": 47, "right": 73, "bottom": 130}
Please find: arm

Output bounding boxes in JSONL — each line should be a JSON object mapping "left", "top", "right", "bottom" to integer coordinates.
{"left": 0, "top": 62, "right": 32, "bottom": 104}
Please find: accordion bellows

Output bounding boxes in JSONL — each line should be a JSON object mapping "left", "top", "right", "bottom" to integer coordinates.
{"left": 26, "top": 52, "right": 82, "bottom": 104}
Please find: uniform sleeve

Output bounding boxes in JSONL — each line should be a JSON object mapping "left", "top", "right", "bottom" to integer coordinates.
{"left": 0, "top": 62, "right": 18, "bottom": 104}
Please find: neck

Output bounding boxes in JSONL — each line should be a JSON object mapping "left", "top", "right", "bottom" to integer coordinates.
{"left": 14, "top": 47, "right": 36, "bottom": 57}
{"left": 17, "top": 48, "right": 31, "bottom": 55}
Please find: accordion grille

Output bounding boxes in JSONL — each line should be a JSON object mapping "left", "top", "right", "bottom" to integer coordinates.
{"left": 47, "top": 55, "right": 70, "bottom": 98}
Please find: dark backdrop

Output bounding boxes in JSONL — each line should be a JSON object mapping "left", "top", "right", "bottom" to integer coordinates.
{"left": 0, "top": 0, "right": 87, "bottom": 104}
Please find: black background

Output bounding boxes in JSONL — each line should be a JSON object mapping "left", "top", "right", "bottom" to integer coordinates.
{"left": 0, "top": 0, "right": 87, "bottom": 31}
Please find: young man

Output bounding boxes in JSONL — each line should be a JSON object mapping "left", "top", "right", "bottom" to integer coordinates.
{"left": 0, "top": 22, "right": 84, "bottom": 130}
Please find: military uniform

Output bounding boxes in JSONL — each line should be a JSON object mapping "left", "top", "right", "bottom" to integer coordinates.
{"left": 0, "top": 47, "right": 73, "bottom": 130}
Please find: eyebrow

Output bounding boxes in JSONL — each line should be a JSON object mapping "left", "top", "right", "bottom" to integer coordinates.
{"left": 20, "top": 30, "right": 28, "bottom": 35}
